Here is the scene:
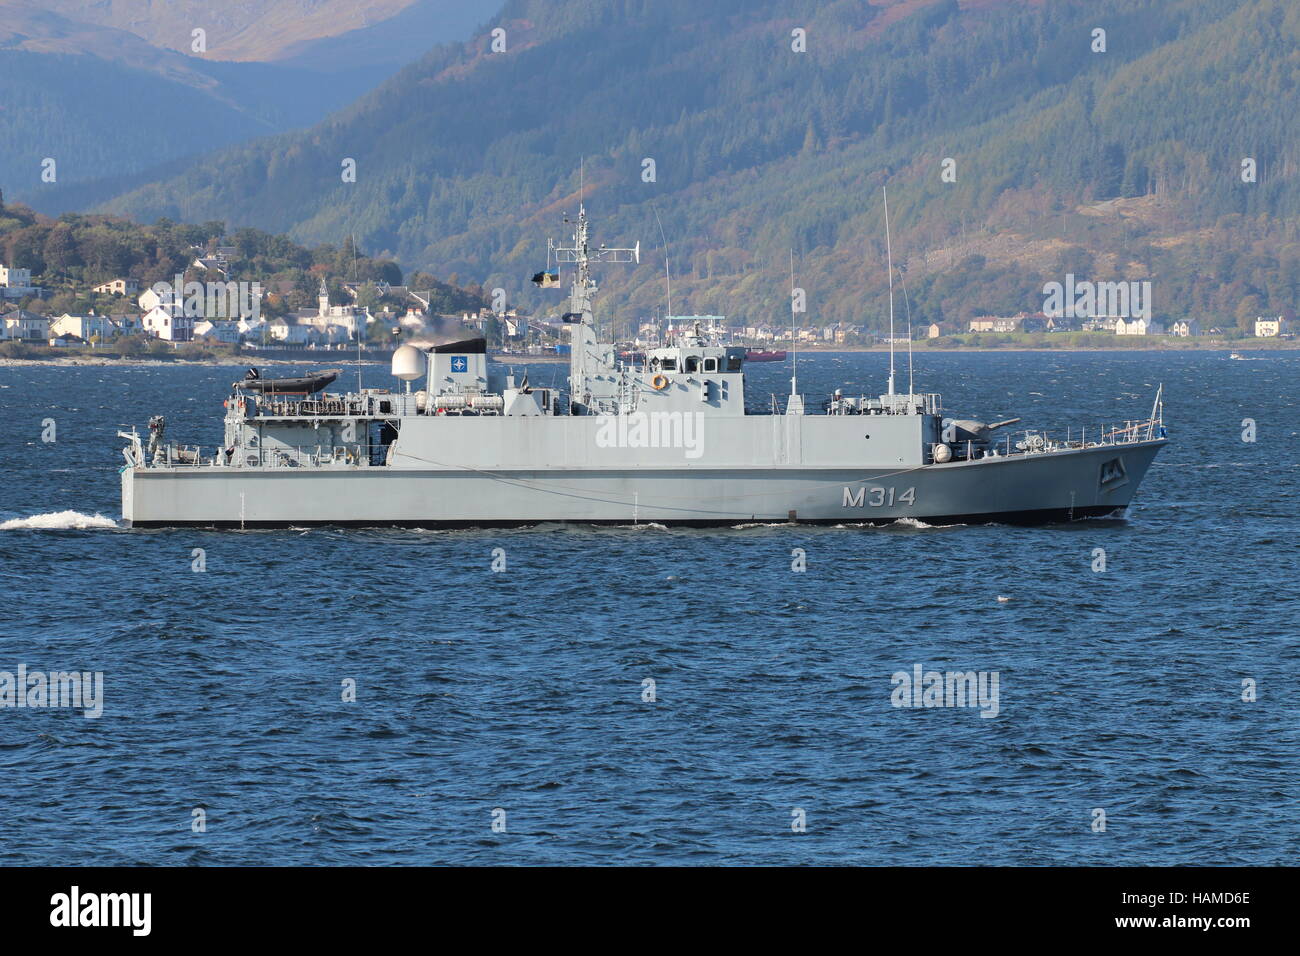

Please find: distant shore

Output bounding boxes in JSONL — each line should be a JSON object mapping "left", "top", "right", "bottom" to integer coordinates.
{"left": 811, "top": 343, "right": 1299, "bottom": 353}
{"left": 0, "top": 355, "right": 333, "bottom": 367}
{"left": 1, "top": 342, "right": 1294, "bottom": 367}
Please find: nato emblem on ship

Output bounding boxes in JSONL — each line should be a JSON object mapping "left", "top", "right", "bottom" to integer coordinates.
{"left": 117, "top": 205, "right": 1167, "bottom": 528}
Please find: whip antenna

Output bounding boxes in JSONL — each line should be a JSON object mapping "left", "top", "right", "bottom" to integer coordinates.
{"left": 883, "top": 186, "right": 896, "bottom": 398}
{"left": 652, "top": 203, "right": 673, "bottom": 319}
{"left": 790, "top": 249, "right": 798, "bottom": 396}
{"left": 899, "top": 259, "right": 915, "bottom": 397}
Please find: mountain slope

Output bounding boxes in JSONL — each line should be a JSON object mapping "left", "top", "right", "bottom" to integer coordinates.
{"left": 0, "top": 1, "right": 502, "bottom": 207}
{"left": 90, "top": 0, "right": 1300, "bottom": 330}
{"left": 31, "top": 0, "right": 419, "bottom": 62}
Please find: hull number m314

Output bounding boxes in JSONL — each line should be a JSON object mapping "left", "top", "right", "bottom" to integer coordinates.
{"left": 843, "top": 486, "right": 916, "bottom": 508}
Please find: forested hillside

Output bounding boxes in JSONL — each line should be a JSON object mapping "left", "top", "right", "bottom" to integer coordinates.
{"left": 0, "top": 197, "right": 486, "bottom": 320}
{"left": 84, "top": 0, "right": 1300, "bottom": 333}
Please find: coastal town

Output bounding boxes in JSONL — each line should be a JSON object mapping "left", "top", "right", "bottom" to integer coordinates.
{"left": 1, "top": 246, "right": 1294, "bottom": 357}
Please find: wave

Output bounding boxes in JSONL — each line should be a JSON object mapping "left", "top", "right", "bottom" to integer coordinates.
{"left": 0, "top": 510, "right": 118, "bottom": 531}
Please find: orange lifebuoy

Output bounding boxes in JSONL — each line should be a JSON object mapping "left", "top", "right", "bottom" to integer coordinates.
{"left": 651, "top": 373, "right": 669, "bottom": 391}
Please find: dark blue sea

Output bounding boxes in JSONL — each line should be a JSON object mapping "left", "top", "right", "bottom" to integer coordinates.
{"left": 1, "top": 351, "right": 1296, "bottom": 865}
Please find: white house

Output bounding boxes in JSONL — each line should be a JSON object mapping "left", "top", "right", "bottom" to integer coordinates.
{"left": 1083, "top": 316, "right": 1121, "bottom": 332}
{"left": 268, "top": 317, "right": 315, "bottom": 344}
{"left": 139, "top": 286, "right": 181, "bottom": 313}
{"left": 48, "top": 332, "right": 87, "bottom": 348}
{"left": 291, "top": 280, "right": 369, "bottom": 340}
{"left": 142, "top": 305, "right": 194, "bottom": 342}
{"left": 50, "top": 313, "right": 115, "bottom": 341}
{"left": 1168, "top": 319, "right": 1201, "bottom": 337}
{"left": 110, "top": 313, "right": 142, "bottom": 335}
{"left": 193, "top": 320, "right": 240, "bottom": 344}
{"left": 2, "top": 309, "right": 48, "bottom": 340}
{"left": 0, "top": 264, "right": 39, "bottom": 299}
{"left": 1255, "top": 315, "right": 1288, "bottom": 337}
{"left": 193, "top": 255, "right": 229, "bottom": 278}
{"left": 92, "top": 277, "right": 139, "bottom": 296}
{"left": 1115, "top": 317, "right": 1165, "bottom": 335}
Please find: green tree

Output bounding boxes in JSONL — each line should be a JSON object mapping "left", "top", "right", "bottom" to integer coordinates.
{"left": 1235, "top": 294, "right": 1263, "bottom": 331}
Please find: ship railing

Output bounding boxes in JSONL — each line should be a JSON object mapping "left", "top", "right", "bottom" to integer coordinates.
{"left": 252, "top": 445, "right": 368, "bottom": 468}
{"left": 999, "top": 417, "right": 1163, "bottom": 457}
{"left": 1098, "top": 417, "right": 1162, "bottom": 445}
{"left": 254, "top": 395, "right": 385, "bottom": 418}
{"left": 162, "top": 443, "right": 205, "bottom": 466}
{"left": 823, "top": 391, "right": 942, "bottom": 416}
{"left": 118, "top": 430, "right": 144, "bottom": 468}
{"left": 147, "top": 442, "right": 372, "bottom": 469}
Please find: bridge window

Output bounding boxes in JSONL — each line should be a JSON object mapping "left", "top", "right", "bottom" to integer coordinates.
{"left": 684, "top": 355, "right": 699, "bottom": 373}
{"left": 659, "top": 357, "right": 677, "bottom": 371}
{"left": 726, "top": 355, "right": 742, "bottom": 371}
{"left": 703, "top": 357, "right": 718, "bottom": 372}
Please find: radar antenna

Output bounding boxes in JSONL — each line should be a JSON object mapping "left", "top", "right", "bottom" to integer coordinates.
{"left": 550, "top": 202, "right": 640, "bottom": 330}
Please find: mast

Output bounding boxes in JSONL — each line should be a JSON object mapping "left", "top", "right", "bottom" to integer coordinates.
{"left": 789, "top": 248, "right": 798, "bottom": 397}
{"left": 902, "top": 262, "right": 913, "bottom": 397}
{"left": 908, "top": 322, "right": 913, "bottom": 396}
{"left": 652, "top": 203, "right": 673, "bottom": 319}
{"left": 883, "top": 186, "right": 896, "bottom": 397}
{"left": 549, "top": 197, "right": 639, "bottom": 413}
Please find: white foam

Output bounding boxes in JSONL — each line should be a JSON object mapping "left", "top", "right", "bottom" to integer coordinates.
{"left": 892, "top": 517, "right": 936, "bottom": 529}
{"left": 0, "top": 511, "right": 118, "bottom": 530}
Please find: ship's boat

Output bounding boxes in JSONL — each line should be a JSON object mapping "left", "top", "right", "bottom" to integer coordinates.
{"left": 235, "top": 368, "right": 340, "bottom": 396}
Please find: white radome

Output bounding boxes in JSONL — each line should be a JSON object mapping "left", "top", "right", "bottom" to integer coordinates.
{"left": 391, "top": 344, "right": 424, "bottom": 381}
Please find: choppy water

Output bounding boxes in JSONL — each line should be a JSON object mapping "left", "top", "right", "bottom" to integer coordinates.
{"left": 0, "top": 351, "right": 1296, "bottom": 865}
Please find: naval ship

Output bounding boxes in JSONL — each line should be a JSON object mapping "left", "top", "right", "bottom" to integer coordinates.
{"left": 118, "top": 205, "right": 1167, "bottom": 528}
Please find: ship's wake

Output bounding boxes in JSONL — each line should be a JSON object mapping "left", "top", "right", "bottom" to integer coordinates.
{"left": 0, "top": 511, "right": 119, "bottom": 531}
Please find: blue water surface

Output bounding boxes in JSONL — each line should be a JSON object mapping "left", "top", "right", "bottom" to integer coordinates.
{"left": 0, "top": 350, "right": 1295, "bottom": 865}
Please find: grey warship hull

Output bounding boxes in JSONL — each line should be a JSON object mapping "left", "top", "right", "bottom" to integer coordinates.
{"left": 121, "top": 437, "right": 1164, "bottom": 529}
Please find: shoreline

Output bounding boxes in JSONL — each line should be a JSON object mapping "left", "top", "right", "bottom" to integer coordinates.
{"left": 1, "top": 343, "right": 1294, "bottom": 367}
{"left": 0, "top": 355, "right": 345, "bottom": 367}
